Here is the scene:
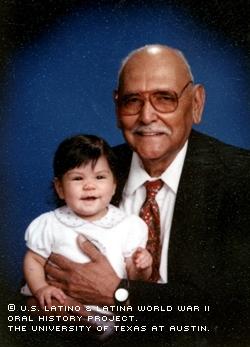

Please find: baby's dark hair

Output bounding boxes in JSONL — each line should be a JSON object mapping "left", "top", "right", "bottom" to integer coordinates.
{"left": 53, "top": 134, "right": 117, "bottom": 180}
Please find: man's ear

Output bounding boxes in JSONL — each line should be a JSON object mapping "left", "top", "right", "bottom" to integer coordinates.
{"left": 54, "top": 178, "right": 65, "bottom": 200}
{"left": 192, "top": 84, "right": 206, "bottom": 124}
{"left": 116, "top": 116, "right": 122, "bottom": 129}
{"left": 113, "top": 89, "right": 122, "bottom": 129}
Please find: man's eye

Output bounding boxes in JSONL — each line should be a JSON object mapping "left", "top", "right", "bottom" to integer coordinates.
{"left": 123, "top": 96, "right": 141, "bottom": 105}
{"left": 155, "top": 93, "right": 175, "bottom": 102}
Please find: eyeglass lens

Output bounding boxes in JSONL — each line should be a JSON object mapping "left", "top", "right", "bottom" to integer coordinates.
{"left": 117, "top": 81, "right": 192, "bottom": 115}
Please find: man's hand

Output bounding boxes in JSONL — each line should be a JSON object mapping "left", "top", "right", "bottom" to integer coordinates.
{"left": 45, "top": 235, "right": 120, "bottom": 305}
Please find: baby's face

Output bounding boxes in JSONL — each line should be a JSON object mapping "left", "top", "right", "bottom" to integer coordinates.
{"left": 54, "top": 155, "right": 116, "bottom": 221}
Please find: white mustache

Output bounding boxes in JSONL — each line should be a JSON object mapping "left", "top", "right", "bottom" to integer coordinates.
{"left": 132, "top": 125, "right": 172, "bottom": 135}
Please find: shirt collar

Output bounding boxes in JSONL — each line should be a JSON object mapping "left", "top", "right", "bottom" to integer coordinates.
{"left": 54, "top": 205, "right": 126, "bottom": 228}
{"left": 124, "top": 141, "right": 188, "bottom": 195}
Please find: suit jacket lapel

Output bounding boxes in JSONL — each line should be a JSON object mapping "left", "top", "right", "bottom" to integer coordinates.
{"left": 168, "top": 130, "right": 224, "bottom": 282}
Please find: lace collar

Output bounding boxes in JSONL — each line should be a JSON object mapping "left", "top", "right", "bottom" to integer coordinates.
{"left": 54, "top": 205, "right": 126, "bottom": 228}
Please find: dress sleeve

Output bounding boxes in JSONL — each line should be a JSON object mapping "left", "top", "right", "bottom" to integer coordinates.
{"left": 122, "top": 215, "right": 148, "bottom": 258}
{"left": 24, "top": 212, "right": 54, "bottom": 259}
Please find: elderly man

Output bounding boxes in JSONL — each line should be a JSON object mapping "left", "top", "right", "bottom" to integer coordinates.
{"left": 46, "top": 45, "right": 250, "bottom": 345}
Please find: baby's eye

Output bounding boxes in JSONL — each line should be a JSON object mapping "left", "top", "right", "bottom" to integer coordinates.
{"left": 72, "top": 176, "right": 83, "bottom": 181}
{"left": 96, "top": 175, "right": 106, "bottom": 180}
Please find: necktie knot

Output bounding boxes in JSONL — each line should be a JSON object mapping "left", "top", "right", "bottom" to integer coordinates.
{"left": 144, "top": 179, "right": 163, "bottom": 199}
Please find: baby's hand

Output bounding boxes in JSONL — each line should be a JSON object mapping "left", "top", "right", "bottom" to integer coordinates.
{"left": 35, "top": 285, "right": 66, "bottom": 309}
{"left": 132, "top": 247, "right": 152, "bottom": 270}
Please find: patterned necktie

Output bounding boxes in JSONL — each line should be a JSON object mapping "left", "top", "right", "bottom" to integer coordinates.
{"left": 139, "top": 179, "right": 163, "bottom": 282}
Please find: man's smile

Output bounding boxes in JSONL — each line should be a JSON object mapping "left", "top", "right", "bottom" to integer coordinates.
{"left": 136, "top": 132, "right": 166, "bottom": 136}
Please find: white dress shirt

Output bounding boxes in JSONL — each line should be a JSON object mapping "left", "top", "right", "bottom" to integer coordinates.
{"left": 119, "top": 142, "right": 188, "bottom": 283}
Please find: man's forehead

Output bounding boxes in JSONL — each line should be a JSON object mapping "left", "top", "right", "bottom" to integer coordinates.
{"left": 119, "top": 51, "right": 188, "bottom": 91}
{"left": 120, "top": 62, "right": 183, "bottom": 92}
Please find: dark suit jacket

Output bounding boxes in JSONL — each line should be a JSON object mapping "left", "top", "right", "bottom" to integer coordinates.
{"left": 111, "top": 130, "right": 250, "bottom": 345}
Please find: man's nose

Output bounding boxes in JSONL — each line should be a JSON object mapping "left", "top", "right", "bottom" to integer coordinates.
{"left": 138, "top": 100, "right": 158, "bottom": 124}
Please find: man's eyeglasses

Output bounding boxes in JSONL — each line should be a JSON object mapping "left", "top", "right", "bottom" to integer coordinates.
{"left": 114, "top": 80, "right": 193, "bottom": 116}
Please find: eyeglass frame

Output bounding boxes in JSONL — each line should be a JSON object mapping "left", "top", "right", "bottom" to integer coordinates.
{"left": 114, "top": 80, "right": 194, "bottom": 116}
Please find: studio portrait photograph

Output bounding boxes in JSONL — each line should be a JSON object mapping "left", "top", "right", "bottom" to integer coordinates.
{"left": 0, "top": 1, "right": 249, "bottom": 347}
